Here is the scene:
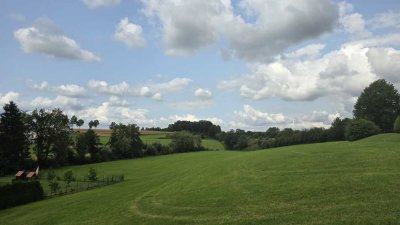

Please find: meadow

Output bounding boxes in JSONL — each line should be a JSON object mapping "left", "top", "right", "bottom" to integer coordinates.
{"left": 0, "top": 134, "right": 399, "bottom": 224}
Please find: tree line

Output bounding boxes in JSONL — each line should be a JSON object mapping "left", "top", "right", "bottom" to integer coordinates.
{"left": 0, "top": 103, "right": 205, "bottom": 175}
{"left": 217, "top": 79, "right": 400, "bottom": 150}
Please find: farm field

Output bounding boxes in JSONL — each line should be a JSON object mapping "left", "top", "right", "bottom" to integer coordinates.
{"left": 97, "top": 131, "right": 225, "bottom": 150}
{"left": 0, "top": 134, "right": 399, "bottom": 225}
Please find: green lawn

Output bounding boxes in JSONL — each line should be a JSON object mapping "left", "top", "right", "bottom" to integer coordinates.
{"left": 1, "top": 134, "right": 400, "bottom": 225}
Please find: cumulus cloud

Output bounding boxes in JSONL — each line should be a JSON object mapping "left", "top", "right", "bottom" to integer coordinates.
{"left": 230, "top": 105, "right": 286, "bottom": 130}
{"left": 340, "top": 13, "right": 371, "bottom": 39}
{"left": 0, "top": 92, "right": 19, "bottom": 105}
{"left": 219, "top": 43, "right": 381, "bottom": 105}
{"left": 194, "top": 88, "right": 212, "bottom": 100}
{"left": 229, "top": 106, "right": 340, "bottom": 130}
{"left": 78, "top": 102, "right": 151, "bottom": 126}
{"left": 371, "top": 10, "right": 400, "bottom": 29}
{"left": 87, "top": 80, "right": 130, "bottom": 96}
{"left": 14, "top": 18, "right": 101, "bottom": 62}
{"left": 142, "top": 0, "right": 338, "bottom": 62}
{"left": 30, "top": 96, "right": 84, "bottom": 110}
{"left": 367, "top": 47, "right": 400, "bottom": 83}
{"left": 114, "top": 18, "right": 146, "bottom": 48}
{"left": 30, "top": 81, "right": 86, "bottom": 97}
{"left": 83, "top": 0, "right": 120, "bottom": 9}
{"left": 88, "top": 78, "right": 192, "bottom": 99}
{"left": 285, "top": 43, "right": 326, "bottom": 59}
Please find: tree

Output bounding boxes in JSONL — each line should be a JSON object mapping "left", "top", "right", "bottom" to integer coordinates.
{"left": 87, "top": 167, "right": 97, "bottom": 182}
{"left": 109, "top": 123, "right": 144, "bottom": 159}
{"left": 63, "top": 170, "right": 75, "bottom": 192}
{"left": 329, "top": 117, "right": 351, "bottom": 141}
{"left": 394, "top": 115, "right": 400, "bottom": 133}
{"left": 353, "top": 79, "right": 400, "bottom": 132}
{"left": 85, "top": 129, "right": 100, "bottom": 162}
{"left": 169, "top": 131, "right": 202, "bottom": 152}
{"left": 28, "top": 108, "right": 71, "bottom": 166}
{"left": 75, "top": 133, "right": 88, "bottom": 163}
{"left": 345, "top": 119, "right": 381, "bottom": 141}
{"left": 76, "top": 119, "right": 84, "bottom": 129}
{"left": 0, "top": 101, "right": 30, "bottom": 172}
{"left": 47, "top": 169, "right": 60, "bottom": 195}
{"left": 69, "top": 115, "right": 78, "bottom": 130}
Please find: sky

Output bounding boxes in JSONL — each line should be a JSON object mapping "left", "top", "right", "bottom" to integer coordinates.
{"left": 1, "top": 0, "right": 400, "bottom": 131}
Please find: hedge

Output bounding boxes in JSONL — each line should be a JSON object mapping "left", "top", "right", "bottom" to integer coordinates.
{"left": 0, "top": 180, "right": 44, "bottom": 210}
{"left": 345, "top": 119, "right": 381, "bottom": 141}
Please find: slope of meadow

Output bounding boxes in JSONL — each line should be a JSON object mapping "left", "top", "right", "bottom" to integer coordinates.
{"left": 0, "top": 134, "right": 399, "bottom": 225}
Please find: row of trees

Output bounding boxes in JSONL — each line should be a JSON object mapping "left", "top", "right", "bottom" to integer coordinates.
{"left": 0, "top": 102, "right": 206, "bottom": 174}
{"left": 218, "top": 79, "right": 400, "bottom": 150}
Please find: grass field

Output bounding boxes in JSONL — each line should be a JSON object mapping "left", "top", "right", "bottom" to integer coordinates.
{"left": 99, "top": 133, "right": 225, "bottom": 150}
{"left": 1, "top": 134, "right": 399, "bottom": 224}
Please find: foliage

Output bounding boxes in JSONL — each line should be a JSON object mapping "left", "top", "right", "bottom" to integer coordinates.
{"left": 88, "top": 120, "right": 99, "bottom": 129}
{"left": 76, "top": 119, "right": 84, "bottom": 129}
{"left": 345, "top": 119, "right": 381, "bottom": 141}
{"left": 394, "top": 115, "right": 400, "bottom": 133}
{"left": 353, "top": 79, "right": 400, "bottom": 132}
{"left": 167, "top": 120, "right": 221, "bottom": 138}
{"left": 64, "top": 170, "right": 75, "bottom": 187}
{"left": 85, "top": 129, "right": 101, "bottom": 162}
{"left": 0, "top": 101, "right": 30, "bottom": 173}
{"left": 328, "top": 117, "right": 351, "bottom": 141}
{"left": 28, "top": 108, "right": 70, "bottom": 166}
{"left": 75, "top": 132, "right": 88, "bottom": 163}
{"left": 109, "top": 122, "right": 144, "bottom": 159}
{"left": 169, "top": 131, "right": 203, "bottom": 152}
{"left": 69, "top": 115, "right": 78, "bottom": 129}
{"left": 87, "top": 167, "right": 97, "bottom": 182}
{"left": 0, "top": 181, "right": 43, "bottom": 210}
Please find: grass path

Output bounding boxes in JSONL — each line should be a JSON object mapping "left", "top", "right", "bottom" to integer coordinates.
{"left": 0, "top": 134, "right": 399, "bottom": 224}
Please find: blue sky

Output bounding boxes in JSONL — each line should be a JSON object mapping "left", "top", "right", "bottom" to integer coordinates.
{"left": 1, "top": 0, "right": 400, "bottom": 130}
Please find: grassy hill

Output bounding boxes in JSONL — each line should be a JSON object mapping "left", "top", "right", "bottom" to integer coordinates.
{"left": 1, "top": 134, "right": 399, "bottom": 225}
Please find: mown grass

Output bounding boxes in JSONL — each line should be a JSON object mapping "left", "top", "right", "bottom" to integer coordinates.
{"left": 98, "top": 133, "right": 225, "bottom": 150}
{"left": 1, "top": 134, "right": 399, "bottom": 225}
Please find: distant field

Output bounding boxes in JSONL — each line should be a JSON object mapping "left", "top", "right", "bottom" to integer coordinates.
{"left": 95, "top": 131, "right": 225, "bottom": 150}
{"left": 1, "top": 134, "right": 399, "bottom": 225}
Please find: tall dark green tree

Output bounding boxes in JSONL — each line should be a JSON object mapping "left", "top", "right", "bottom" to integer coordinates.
{"left": 0, "top": 101, "right": 30, "bottom": 172}
{"left": 109, "top": 123, "right": 143, "bottom": 158}
{"left": 28, "top": 108, "right": 70, "bottom": 165}
{"left": 353, "top": 79, "right": 400, "bottom": 132}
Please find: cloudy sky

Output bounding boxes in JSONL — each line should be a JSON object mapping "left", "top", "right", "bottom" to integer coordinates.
{"left": 1, "top": 0, "right": 400, "bottom": 130}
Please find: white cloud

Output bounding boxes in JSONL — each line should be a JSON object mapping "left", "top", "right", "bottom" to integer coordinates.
{"left": 231, "top": 105, "right": 286, "bottom": 130}
{"left": 14, "top": 18, "right": 101, "bottom": 62}
{"left": 87, "top": 80, "right": 130, "bottom": 96}
{"left": 79, "top": 102, "right": 153, "bottom": 126}
{"left": 30, "top": 81, "right": 86, "bottom": 97}
{"left": 0, "top": 92, "right": 19, "bottom": 105}
{"left": 114, "top": 18, "right": 146, "bottom": 48}
{"left": 371, "top": 10, "right": 400, "bottom": 29}
{"left": 285, "top": 43, "right": 326, "bottom": 59}
{"left": 143, "top": 0, "right": 338, "bottom": 62}
{"left": 194, "top": 88, "right": 212, "bottom": 100}
{"left": 108, "top": 96, "right": 129, "bottom": 106}
{"left": 340, "top": 13, "right": 371, "bottom": 38}
{"left": 83, "top": 0, "right": 120, "bottom": 9}
{"left": 367, "top": 47, "right": 400, "bottom": 83}
{"left": 219, "top": 43, "right": 380, "bottom": 105}
{"left": 88, "top": 78, "right": 192, "bottom": 99}
{"left": 30, "top": 96, "right": 84, "bottom": 110}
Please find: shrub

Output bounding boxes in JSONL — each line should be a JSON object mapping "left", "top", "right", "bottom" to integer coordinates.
{"left": 0, "top": 181, "right": 44, "bottom": 209}
{"left": 87, "top": 168, "right": 97, "bottom": 182}
{"left": 169, "top": 131, "right": 203, "bottom": 152}
{"left": 345, "top": 119, "right": 381, "bottom": 141}
{"left": 394, "top": 116, "right": 400, "bottom": 133}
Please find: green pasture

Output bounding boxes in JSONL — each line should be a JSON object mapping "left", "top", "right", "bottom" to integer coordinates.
{"left": 1, "top": 134, "right": 400, "bottom": 224}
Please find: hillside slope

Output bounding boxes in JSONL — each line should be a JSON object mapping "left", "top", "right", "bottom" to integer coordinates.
{"left": 1, "top": 134, "right": 399, "bottom": 225}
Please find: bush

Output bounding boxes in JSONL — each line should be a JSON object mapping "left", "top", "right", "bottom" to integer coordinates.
{"left": 394, "top": 116, "right": 400, "bottom": 133}
{"left": 169, "top": 131, "right": 203, "bottom": 152}
{"left": 345, "top": 119, "right": 381, "bottom": 141}
{"left": 0, "top": 181, "right": 44, "bottom": 209}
